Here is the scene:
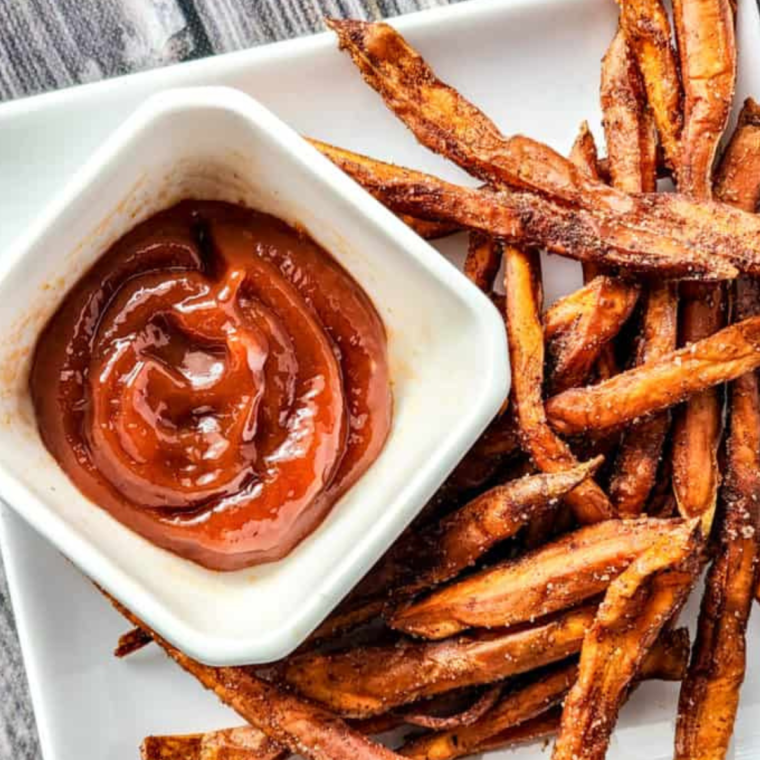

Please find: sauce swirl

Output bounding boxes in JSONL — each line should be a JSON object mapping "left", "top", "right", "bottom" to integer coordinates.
{"left": 31, "top": 201, "right": 392, "bottom": 570}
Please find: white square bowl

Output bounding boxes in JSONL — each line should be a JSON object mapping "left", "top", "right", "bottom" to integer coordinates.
{"left": 0, "top": 86, "right": 508, "bottom": 665}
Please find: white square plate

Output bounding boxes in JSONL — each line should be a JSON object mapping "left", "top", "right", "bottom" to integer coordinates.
{"left": 2, "top": 0, "right": 760, "bottom": 757}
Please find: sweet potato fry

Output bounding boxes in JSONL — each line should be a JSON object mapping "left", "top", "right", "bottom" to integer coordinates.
{"left": 504, "top": 244, "right": 613, "bottom": 524}
{"left": 397, "top": 214, "right": 461, "bottom": 240}
{"left": 544, "top": 275, "right": 640, "bottom": 393}
{"left": 142, "top": 727, "right": 286, "bottom": 760}
{"left": 609, "top": 283, "right": 678, "bottom": 515}
{"left": 353, "top": 458, "right": 602, "bottom": 605}
{"left": 674, "top": 101, "right": 760, "bottom": 760}
{"left": 671, "top": 0, "right": 736, "bottom": 527}
{"left": 673, "top": 0, "right": 736, "bottom": 197}
{"left": 600, "top": 28, "right": 658, "bottom": 195}
{"left": 618, "top": 0, "right": 683, "bottom": 172}
{"left": 552, "top": 519, "right": 702, "bottom": 760}
{"left": 109, "top": 600, "right": 403, "bottom": 760}
{"left": 390, "top": 517, "right": 680, "bottom": 640}
{"left": 464, "top": 231, "right": 501, "bottom": 292}
{"left": 545, "top": 314, "right": 760, "bottom": 436}
{"left": 283, "top": 605, "right": 598, "bottom": 717}
{"left": 568, "top": 121, "right": 601, "bottom": 182}
{"left": 313, "top": 135, "right": 760, "bottom": 281}
{"left": 400, "top": 628, "right": 689, "bottom": 760}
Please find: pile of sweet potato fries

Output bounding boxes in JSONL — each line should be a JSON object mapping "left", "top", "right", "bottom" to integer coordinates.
{"left": 108, "top": 4, "right": 760, "bottom": 759}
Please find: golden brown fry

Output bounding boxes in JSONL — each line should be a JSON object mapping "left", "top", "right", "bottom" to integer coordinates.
{"left": 545, "top": 314, "right": 760, "bottom": 436}
{"left": 544, "top": 275, "right": 640, "bottom": 394}
{"left": 314, "top": 135, "right": 760, "bottom": 281}
{"left": 110, "top": 600, "right": 402, "bottom": 760}
{"left": 609, "top": 283, "right": 678, "bottom": 516}
{"left": 390, "top": 517, "right": 679, "bottom": 640}
{"left": 568, "top": 121, "right": 601, "bottom": 182}
{"left": 618, "top": 0, "right": 683, "bottom": 173}
{"left": 552, "top": 519, "right": 702, "bottom": 760}
{"left": 674, "top": 101, "right": 760, "bottom": 760}
{"left": 504, "top": 245, "right": 613, "bottom": 524}
{"left": 671, "top": 0, "right": 736, "bottom": 527}
{"left": 283, "top": 605, "right": 598, "bottom": 717}
{"left": 115, "top": 626, "right": 151, "bottom": 658}
{"left": 356, "top": 458, "right": 602, "bottom": 604}
{"left": 473, "top": 709, "right": 561, "bottom": 756}
{"left": 400, "top": 628, "right": 689, "bottom": 760}
{"left": 142, "top": 727, "right": 287, "bottom": 760}
{"left": 464, "top": 231, "right": 502, "bottom": 292}
{"left": 397, "top": 214, "right": 461, "bottom": 240}
{"left": 673, "top": 0, "right": 736, "bottom": 197}
{"left": 714, "top": 98, "right": 760, "bottom": 210}
{"left": 601, "top": 28, "right": 658, "bottom": 195}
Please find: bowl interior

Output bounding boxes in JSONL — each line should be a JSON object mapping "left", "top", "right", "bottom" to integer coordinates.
{"left": 0, "top": 90, "right": 507, "bottom": 663}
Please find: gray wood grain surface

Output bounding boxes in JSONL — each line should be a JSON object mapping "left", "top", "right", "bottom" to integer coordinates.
{"left": 0, "top": 2, "right": 460, "bottom": 756}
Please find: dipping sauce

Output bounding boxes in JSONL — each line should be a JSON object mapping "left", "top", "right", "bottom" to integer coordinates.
{"left": 30, "top": 201, "right": 392, "bottom": 570}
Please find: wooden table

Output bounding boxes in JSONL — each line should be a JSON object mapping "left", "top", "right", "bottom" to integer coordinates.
{"left": 0, "top": 1, "right": 460, "bottom": 756}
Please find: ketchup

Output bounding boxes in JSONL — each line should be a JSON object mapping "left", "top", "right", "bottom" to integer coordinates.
{"left": 30, "top": 201, "right": 392, "bottom": 570}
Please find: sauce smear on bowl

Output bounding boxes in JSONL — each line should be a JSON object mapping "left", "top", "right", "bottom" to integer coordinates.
{"left": 31, "top": 201, "right": 392, "bottom": 570}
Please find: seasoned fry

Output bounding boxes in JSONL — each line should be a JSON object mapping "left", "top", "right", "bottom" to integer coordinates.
{"left": 544, "top": 275, "right": 640, "bottom": 393}
{"left": 400, "top": 686, "right": 503, "bottom": 730}
{"left": 473, "top": 710, "right": 561, "bottom": 756}
{"left": 398, "top": 214, "right": 461, "bottom": 240}
{"left": 400, "top": 628, "right": 689, "bottom": 760}
{"left": 314, "top": 134, "right": 760, "bottom": 280}
{"left": 390, "top": 517, "right": 680, "bottom": 639}
{"left": 671, "top": 0, "right": 736, "bottom": 526}
{"left": 504, "top": 245, "right": 613, "bottom": 524}
{"left": 354, "top": 458, "right": 602, "bottom": 604}
{"left": 673, "top": 0, "right": 736, "bottom": 197}
{"left": 713, "top": 98, "right": 760, "bottom": 210}
{"left": 674, "top": 100, "right": 760, "bottom": 760}
{"left": 545, "top": 314, "right": 760, "bottom": 436}
{"left": 600, "top": 28, "right": 658, "bottom": 195}
{"left": 464, "top": 231, "right": 501, "bottom": 292}
{"left": 283, "top": 606, "right": 598, "bottom": 717}
{"left": 109, "top": 600, "right": 403, "bottom": 760}
{"left": 115, "top": 626, "right": 151, "bottom": 658}
{"left": 142, "top": 727, "right": 286, "bottom": 760}
{"left": 609, "top": 284, "right": 678, "bottom": 515}
{"left": 552, "top": 519, "right": 702, "bottom": 760}
{"left": 568, "top": 121, "right": 601, "bottom": 181}
{"left": 618, "top": 0, "right": 683, "bottom": 172}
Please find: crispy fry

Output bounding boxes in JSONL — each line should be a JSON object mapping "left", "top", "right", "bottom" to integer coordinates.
{"left": 109, "top": 599, "right": 402, "bottom": 760}
{"left": 115, "top": 626, "right": 151, "bottom": 658}
{"left": 618, "top": 0, "right": 683, "bottom": 172}
{"left": 552, "top": 519, "right": 702, "bottom": 760}
{"left": 354, "top": 458, "right": 602, "bottom": 605}
{"left": 400, "top": 628, "right": 689, "bottom": 760}
{"left": 400, "top": 686, "right": 503, "bottom": 730}
{"left": 283, "top": 605, "right": 597, "bottom": 717}
{"left": 568, "top": 121, "right": 601, "bottom": 181}
{"left": 609, "top": 283, "right": 678, "bottom": 515}
{"left": 713, "top": 98, "right": 760, "bottom": 210}
{"left": 671, "top": 0, "right": 736, "bottom": 527}
{"left": 474, "top": 709, "right": 561, "bottom": 756}
{"left": 544, "top": 275, "right": 640, "bottom": 393}
{"left": 142, "top": 727, "right": 286, "bottom": 760}
{"left": 390, "top": 517, "right": 680, "bottom": 639}
{"left": 601, "top": 28, "right": 658, "bottom": 195}
{"left": 673, "top": 0, "right": 736, "bottom": 197}
{"left": 545, "top": 314, "right": 760, "bottom": 436}
{"left": 314, "top": 135, "right": 760, "bottom": 281}
{"left": 398, "top": 214, "right": 461, "bottom": 240}
{"left": 464, "top": 231, "right": 502, "bottom": 291}
{"left": 674, "top": 100, "right": 760, "bottom": 760}
{"left": 504, "top": 244, "right": 613, "bottom": 524}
